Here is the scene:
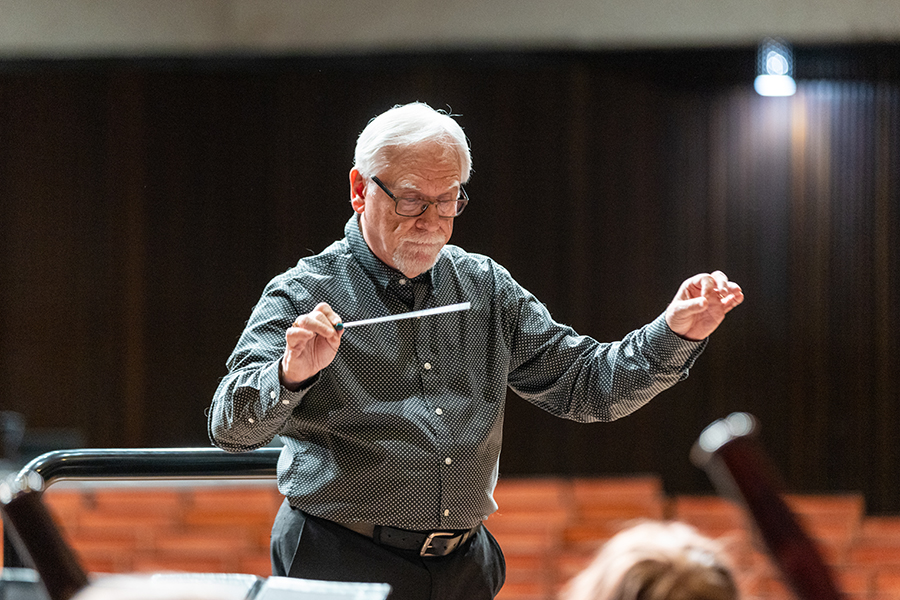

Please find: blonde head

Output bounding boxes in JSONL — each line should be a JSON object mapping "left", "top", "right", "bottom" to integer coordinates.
{"left": 561, "top": 521, "right": 738, "bottom": 600}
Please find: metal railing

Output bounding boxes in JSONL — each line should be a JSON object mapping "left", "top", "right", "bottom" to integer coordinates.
{"left": 2, "top": 447, "right": 281, "bottom": 572}
{"left": 1, "top": 445, "right": 397, "bottom": 600}
{"left": 17, "top": 447, "right": 281, "bottom": 488}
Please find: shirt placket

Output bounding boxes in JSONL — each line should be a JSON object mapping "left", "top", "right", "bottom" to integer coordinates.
{"left": 409, "top": 282, "right": 455, "bottom": 527}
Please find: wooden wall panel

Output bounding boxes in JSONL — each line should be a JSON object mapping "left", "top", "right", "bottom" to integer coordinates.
{"left": 1, "top": 48, "right": 897, "bottom": 511}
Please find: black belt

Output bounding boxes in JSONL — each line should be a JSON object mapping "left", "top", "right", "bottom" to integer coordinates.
{"left": 336, "top": 521, "right": 481, "bottom": 557}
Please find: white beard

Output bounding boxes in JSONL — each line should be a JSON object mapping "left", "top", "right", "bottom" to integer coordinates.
{"left": 392, "top": 235, "right": 445, "bottom": 277}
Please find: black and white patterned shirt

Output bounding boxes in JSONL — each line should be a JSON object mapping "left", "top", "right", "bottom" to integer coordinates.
{"left": 208, "top": 214, "right": 706, "bottom": 531}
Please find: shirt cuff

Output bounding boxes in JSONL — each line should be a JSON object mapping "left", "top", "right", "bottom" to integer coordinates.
{"left": 266, "top": 360, "right": 319, "bottom": 408}
{"left": 645, "top": 312, "right": 708, "bottom": 369}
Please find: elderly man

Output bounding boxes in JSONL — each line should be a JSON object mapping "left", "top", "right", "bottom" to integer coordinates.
{"left": 207, "top": 102, "right": 743, "bottom": 600}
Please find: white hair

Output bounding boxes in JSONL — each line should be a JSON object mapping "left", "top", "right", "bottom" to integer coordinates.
{"left": 354, "top": 102, "right": 472, "bottom": 183}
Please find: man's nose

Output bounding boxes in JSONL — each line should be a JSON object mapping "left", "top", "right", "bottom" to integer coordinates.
{"left": 415, "top": 203, "right": 443, "bottom": 228}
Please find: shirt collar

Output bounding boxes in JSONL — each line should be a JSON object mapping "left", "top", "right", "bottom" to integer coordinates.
{"left": 344, "top": 214, "right": 441, "bottom": 292}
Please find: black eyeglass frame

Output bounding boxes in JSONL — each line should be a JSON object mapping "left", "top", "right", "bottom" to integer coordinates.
{"left": 371, "top": 176, "right": 469, "bottom": 218}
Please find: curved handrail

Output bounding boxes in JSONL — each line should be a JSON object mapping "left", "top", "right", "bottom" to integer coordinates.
{"left": 2, "top": 446, "right": 282, "bottom": 584}
{"left": 17, "top": 446, "right": 281, "bottom": 489}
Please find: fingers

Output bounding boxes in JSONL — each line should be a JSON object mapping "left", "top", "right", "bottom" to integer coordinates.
{"left": 709, "top": 270, "right": 745, "bottom": 310}
{"left": 280, "top": 304, "right": 343, "bottom": 389}
{"left": 685, "top": 271, "right": 742, "bottom": 304}
{"left": 288, "top": 303, "right": 342, "bottom": 337}
{"left": 671, "top": 271, "right": 744, "bottom": 318}
{"left": 698, "top": 273, "right": 717, "bottom": 301}
{"left": 674, "top": 294, "right": 709, "bottom": 316}
{"left": 667, "top": 271, "right": 743, "bottom": 339}
{"left": 285, "top": 304, "right": 343, "bottom": 358}
{"left": 710, "top": 270, "right": 732, "bottom": 299}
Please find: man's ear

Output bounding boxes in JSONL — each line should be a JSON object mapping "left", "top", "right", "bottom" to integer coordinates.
{"left": 349, "top": 168, "right": 367, "bottom": 214}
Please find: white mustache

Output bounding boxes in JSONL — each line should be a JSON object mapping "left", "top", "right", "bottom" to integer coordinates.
{"left": 400, "top": 235, "right": 445, "bottom": 246}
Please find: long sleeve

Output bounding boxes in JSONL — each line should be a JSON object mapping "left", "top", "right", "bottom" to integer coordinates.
{"left": 208, "top": 275, "right": 316, "bottom": 452}
{"left": 500, "top": 265, "right": 706, "bottom": 423}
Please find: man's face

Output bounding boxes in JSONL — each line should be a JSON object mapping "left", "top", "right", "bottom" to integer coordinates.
{"left": 351, "top": 145, "right": 461, "bottom": 278}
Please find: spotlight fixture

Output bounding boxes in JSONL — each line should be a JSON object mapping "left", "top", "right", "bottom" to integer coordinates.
{"left": 754, "top": 38, "right": 796, "bottom": 96}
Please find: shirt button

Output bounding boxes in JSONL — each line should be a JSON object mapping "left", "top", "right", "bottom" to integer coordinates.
{"left": 423, "top": 363, "right": 432, "bottom": 370}
{"left": 398, "top": 279, "right": 407, "bottom": 285}
{"left": 248, "top": 418, "right": 255, "bottom": 424}
{"left": 443, "top": 509, "right": 450, "bottom": 517}
{"left": 282, "top": 400, "right": 290, "bottom": 405}
{"left": 444, "top": 457, "right": 452, "bottom": 465}
{"left": 270, "top": 390, "right": 277, "bottom": 399}
{"left": 435, "top": 408, "right": 443, "bottom": 415}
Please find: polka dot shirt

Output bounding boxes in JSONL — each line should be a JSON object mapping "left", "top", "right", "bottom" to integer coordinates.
{"left": 208, "top": 215, "right": 706, "bottom": 531}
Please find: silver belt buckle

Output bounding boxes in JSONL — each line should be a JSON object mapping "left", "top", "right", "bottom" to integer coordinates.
{"left": 420, "top": 531, "right": 455, "bottom": 557}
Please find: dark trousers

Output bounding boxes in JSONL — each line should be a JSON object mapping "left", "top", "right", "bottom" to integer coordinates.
{"left": 270, "top": 500, "right": 506, "bottom": 600}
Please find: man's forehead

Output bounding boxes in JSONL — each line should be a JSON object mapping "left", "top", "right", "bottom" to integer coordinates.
{"left": 392, "top": 168, "right": 460, "bottom": 184}
{"left": 385, "top": 145, "right": 462, "bottom": 180}
{"left": 386, "top": 161, "right": 462, "bottom": 192}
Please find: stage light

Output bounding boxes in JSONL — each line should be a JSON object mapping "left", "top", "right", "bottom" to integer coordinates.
{"left": 754, "top": 38, "right": 796, "bottom": 97}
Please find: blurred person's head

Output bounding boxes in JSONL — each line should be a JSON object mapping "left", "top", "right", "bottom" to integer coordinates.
{"left": 560, "top": 521, "right": 738, "bottom": 600}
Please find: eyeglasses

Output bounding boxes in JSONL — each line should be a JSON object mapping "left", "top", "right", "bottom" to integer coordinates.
{"left": 371, "top": 176, "right": 468, "bottom": 218}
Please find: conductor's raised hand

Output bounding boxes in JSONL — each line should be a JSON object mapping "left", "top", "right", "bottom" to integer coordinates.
{"left": 665, "top": 271, "right": 744, "bottom": 341}
{"left": 280, "top": 302, "right": 343, "bottom": 391}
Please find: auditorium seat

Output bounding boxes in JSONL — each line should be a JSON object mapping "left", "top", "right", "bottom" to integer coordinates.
{"left": 37, "top": 485, "right": 281, "bottom": 576}
{"left": 490, "top": 477, "right": 568, "bottom": 600}
{"left": 669, "top": 494, "right": 748, "bottom": 536}
{"left": 872, "top": 567, "right": 900, "bottom": 596}
{"left": 565, "top": 476, "right": 665, "bottom": 538}
{"left": 12, "top": 479, "right": 898, "bottom": 600}
{"left": 555, "top": 475, "right": 668, "bottom": 594}
{"left": 785, "top": 493, "right": 864, "bottom": 565}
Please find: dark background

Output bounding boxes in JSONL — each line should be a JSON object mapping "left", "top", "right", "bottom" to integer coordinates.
{"left": 1, "top": 45, "right": 898, "bottom": 512}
